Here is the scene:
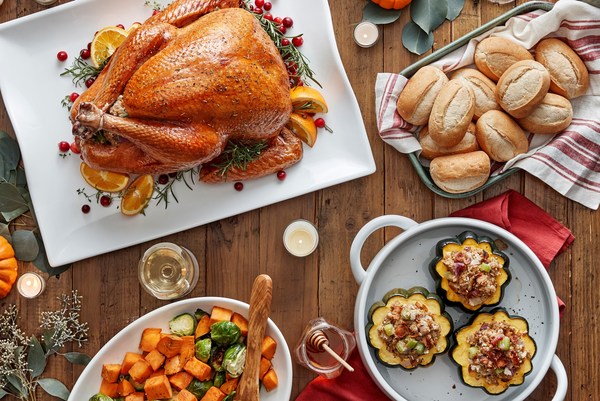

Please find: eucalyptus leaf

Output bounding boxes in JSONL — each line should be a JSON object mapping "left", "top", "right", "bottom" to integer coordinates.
{"left": 6, "top": 374, "right": 25, "bottom": 398}
{"left": 28, "top": 336, "right": 47, "bottom": 378}
{"left": 362, "top": 1, "right": 402, "bottom": 24}
{"left": 0, "top": 132, "right": 20, "bottom": 183}
{"left": 12, "top": 230, "right": 39, "bottom": 262}
{"left": 0, "top": 388, "right": 8, "bottom": 399}
{"left": 410, "top": 0, "right": 448, "bottom": 32}
{"left": 402, "top": 21, "right": 434, "bottom": 55}
{"left": 63, "top": 352, "right": 92, "bottom": 366}
{"left": 0, "top": 183, "right": 29, "bottom": 223}
{"left": 0, "top": 224, "right": 10, "bottom": 241}
{"left": 37, "top": 378, "right": 70, "bottom": 400}
{"left": 42, "top": 329, "right": 56, "bottom": 355}
{"left": 446, "top": 0, "right": 465, "bottom": 20}
{"left": 15, "top": 167, "right": 27, "bottom": 188}
{"left": 32, "top": 233, "right": 72, "bottom": 276}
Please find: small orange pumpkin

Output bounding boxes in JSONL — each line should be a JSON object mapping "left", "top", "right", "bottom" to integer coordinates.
{"left": 372, "top": 0, "right": 412, "bottom": 10}
{"left": 0, "top": 236, "right": 18, "bottom": 299}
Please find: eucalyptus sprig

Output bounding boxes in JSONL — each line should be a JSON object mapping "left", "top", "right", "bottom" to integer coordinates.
{"left": 60, "top": 56, "right": 104, "bottom": 88}
{"left": 210, "top": 140, "right": 268, "bottom": 178}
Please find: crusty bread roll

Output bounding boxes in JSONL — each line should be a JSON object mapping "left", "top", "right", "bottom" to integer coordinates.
{"left": 517, "top": 93, "right": 573, "bottom": 135}
{"left": 429, "top": 151, "right": 491, "bottom": 194}
{"left": 474, "top": 37, "right": 534, "bottom": 81}
{"left": 535, "top": 38, "right": 589, "bottom": 99}
{"left": 396, "top": 66, "right": 449, "bottom": 125}
{"left": 476, "top": 110, "right": 528, "bottom": 162}
{"left": 428, "top": 79, "right": 475, "bottom": 147}
{"left": 451, "top": 68, "right": 500, "bottom": 119}
{"left": 496, "top": 60, "right": 551, "bottom": 119}
{"left": 419, "top": 123, "right": 479, "bottom": 160}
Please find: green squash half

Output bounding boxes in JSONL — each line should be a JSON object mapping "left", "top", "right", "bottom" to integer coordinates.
{"left": 429, "top": 231, "right": 511, "bottom": 312}
{"left": 366, "top": 286, "right": 453, "bottom": 369}
{"left": 450, "top": 308, "right": 537, "bottom": 395}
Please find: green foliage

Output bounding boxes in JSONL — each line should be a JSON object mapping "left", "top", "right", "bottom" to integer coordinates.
{"left": 402, "top": 22, "right": 434, "bottom": 55}
{"left": 362, "top": 2, "right": 402, "bottom": 25}
{"left": 11, "top": 230, "right": 39, "bottom": 262}
{"left": 411, "top": 0, "right": 448, "bottom": 32}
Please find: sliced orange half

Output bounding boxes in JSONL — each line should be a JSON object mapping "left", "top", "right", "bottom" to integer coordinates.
{"left": 120, "top": 174, "right": 154, "bottom": 216}
{"left": 290, "top": 86, "right": 329, "bottom": 114}
{"left": 126, "top": 22, "right": 142, "bottom": 36}
{"left": 287, "top": 113, "right": 317, "bottom": 147}
{"left": 90, "top": 26, "right": 128, "bottom": 68}
{"left": 80, "top": 162, "right": 130, "bottom": 192}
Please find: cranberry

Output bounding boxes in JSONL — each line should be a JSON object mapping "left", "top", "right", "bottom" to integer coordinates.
{"left": 69, "top": 92, "right": 79, "bottom": 102}
{"left": 70, "top": 141, "right": 81, "bottom": 154}
{"left": 158, "top": 174, "right": 169, "bottom": 185}
{"left": 282, "top": 17, "right": 294, "bottom": 28}
{"left": 274, "top": 16, "right": 282, "bottom": 24}
{"left": 87, "top": 42, "right": 92, "bottom": 51}
{"left": 292, "top": 36, "right": 303, "bottom": 47}
{"left": 58, "top": 141, "right": 70, "bottom": 152}
{"left": 276, "top": 170, "right": 286, "bottom": 181}
{"left": 254, "top": 7, "right": 263, "bottom": 15}
{"left": 81, "top": 204, "right": 91, "bottom": 214}
{"left": 152, "top": 9, "right": 159, "bottom": 15}
{"left": 278, "top": 25, "right": 287, "bottom": 34}
{"left": 254, "top": 0, "right": 264, "bottom": 7}
{"left": 57, "top": 51, "right": 68, "bottom": 61}
{"left": 80, "top": 48, "right": 91, "bottom": 59}
{"left": 315, "top": 118, "right": 326, "bottom": 128}
{"left": 281, "top": 38, "right": 290, "bottom": 46}
{"left": 263, "top": 12, "right": 273, "bottom": 21}
{"left": 116, "top": 23, "right": 125, "bottom": 29}
{"left": 168, "top": 172, "right": 178, "bottom": 178}
{"left": 263, "top": 1, "right": 272, "bottom": 11}
{"left": 234, "top": 182, "right": 244, "bottom": 191}
{"left": 100, "top": 195, "right": 112, "bottom": 207}
{"left": 85, "top": 77, "right": 96, "bottom": 88}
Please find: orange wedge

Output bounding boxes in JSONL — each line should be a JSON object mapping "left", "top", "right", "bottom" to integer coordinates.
{"left": 80, "top": 162, "right": 130, "bottom": 192}
{"left": 287, "top": 113, "right": 317, "bottom": 147}
{"left": 290, "top": 86, "right": 329, "bottom": 114}
{"left": 126, "top": 22, "right": 142, "bottom": 35}
{"left": 90, "top": 26, "right": 128, "bottom": 68}
{"left": 120, "top": 174, "right": 154, "bottom": 216}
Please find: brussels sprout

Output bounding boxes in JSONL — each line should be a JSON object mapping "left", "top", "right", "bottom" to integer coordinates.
{"left": 222, "top": 343, "right": 247, "bottom": 378}
{"left": 169, "top": 313, "right": 196, "bottom": 336}
{"left": 210, "top": 321, "right": 241, "bottom": 346}
{"left": 210, "top": 346, "right": 225, "bottom": 372}
{"left": 194, "top": 308, "right": 209, "bottom": 321}
{"left": 195, "top": 338, "right": 212, "bottom": 363}
{"left": 213, "top": 371, "right": 227, "bottom": 388}
{"left": 223, "top": 392, "right": 236, "bottom": 401}
{"left": 128, "top": 378, "right": 144, "bottom": 391}
{"left": 88, "top": 394, "right": 114, "bottom": 401}
{"left": 186, "top": 378, "right": 213, "bottom": 399}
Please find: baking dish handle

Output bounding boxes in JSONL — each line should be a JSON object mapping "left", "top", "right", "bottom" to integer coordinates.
{"left": 549, "top": 354, "right": 568, "bottom": 401}
{"left": 350, "top": 215, "right": 418, "bottom": 285}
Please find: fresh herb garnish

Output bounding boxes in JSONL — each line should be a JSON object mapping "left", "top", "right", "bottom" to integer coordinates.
{"left": 210, "top": 140, "right": 268, "bottom": 178}
{"left": 144, "top": 0, "right": 165, "bottom": 12}
{"left": 60, "top": 95, "right": 73, "bottom": 111}
{"left": 154, "top": 169, "right": 197, "bottom": 209}
{"left": 60, "top": 56, "right": 104, "bottom": 88}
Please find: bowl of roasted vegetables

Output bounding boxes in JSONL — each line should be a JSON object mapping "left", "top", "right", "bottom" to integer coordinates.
{"left": 69, "top": 297, "right": 292, "bottom": 401}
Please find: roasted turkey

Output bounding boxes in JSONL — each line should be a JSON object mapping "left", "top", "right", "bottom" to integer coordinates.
{"left": 71, "top": 0, "right": 302, "bottom": 181}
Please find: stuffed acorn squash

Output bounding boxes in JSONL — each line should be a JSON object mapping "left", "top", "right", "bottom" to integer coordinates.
{"left": 429, "top": 231, "right": 510, "bottom": 312}
{"left": 366, "top": 286, "right": 453, "bottom": 370}
{"left": 450, "top": 308, "right": 536, "bottom": 395}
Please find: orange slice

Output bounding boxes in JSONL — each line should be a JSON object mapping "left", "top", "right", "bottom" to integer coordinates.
{"left": 120, "top": 174, "right": 154, "bottom": 216}
{"left": 80, "top": 162, "right": 130, "bottom": 192}
{"left": 126, "top": 22, "right": 142, "bottom": 35}
{"left": 287, "top": 113, "right": 317, "bottom": 147}
{"left": 290, "top": 86, "right": 329, "bottom": 114}
{"left": 90, "top": 26, "right": 128, "bottom": 68}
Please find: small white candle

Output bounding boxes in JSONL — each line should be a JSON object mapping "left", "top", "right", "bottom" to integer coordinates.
{"left": 353, "top": 21, "right": 379, "bottom": 48}
{"left": 16, "top": 272, "right": 46, "bottom": 299}
{"left": 283, "top": 220, "right": 319, "bottom": 257}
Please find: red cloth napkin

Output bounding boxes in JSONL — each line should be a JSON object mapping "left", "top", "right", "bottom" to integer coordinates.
{"left": 296, "top": 190, "right": 573, "bottom": 401}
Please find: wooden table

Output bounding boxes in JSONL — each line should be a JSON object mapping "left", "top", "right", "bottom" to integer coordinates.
{"left": 1, "top": 0, "right": 597, "bottom": 400}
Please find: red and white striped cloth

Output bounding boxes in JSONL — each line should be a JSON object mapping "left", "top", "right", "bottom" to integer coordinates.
{"left": 375, "top": 0, "right": 600, "bottom": 209}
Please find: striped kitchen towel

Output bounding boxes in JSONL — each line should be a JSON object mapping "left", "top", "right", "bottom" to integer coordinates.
{"left": 375, "top": 0, "right": 600, "bottom": 209}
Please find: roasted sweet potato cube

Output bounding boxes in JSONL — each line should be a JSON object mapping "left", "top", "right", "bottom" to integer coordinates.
{"left": 168, "top": 371, "right": 194, "bottom": 391}
{"left": 99, "top": 379, "right": 119, "bottom": 398}
{"left": 184, "top": 357, "right": 212, "bottom": 381}
{"left": 261, "top": 336, "right": 277, "bottom": 360}
{"left": 101, "top": 363, "right": 122, "bottom": 383}
{"left": 220, "top": 377, "right": 239, "bottom": 395}
{"left": 164, "top": 354, "right": 184, "bottom": 375}
{"left": 231, "top": 312, "right": 249, "bottom": 337}
{"left": 199, "top": 385, "right": 226, "bottom": 401}
{"left": 262, "top": 368, "right": 278, "bottom": 392}
{"left": 194, "top": 315, "right": 211, "bottom": 339}
{"left": 144, "top": 375, "right": 172, "bottom": 401}
{"left": 129, "top": 359, "right": 153, "bottom": 383}
{"left": 118, "top": 378, "right": 136, "bottom": 397}
{"left": 145, "top": 349, "right": 166, "bottom": 371}
{"left": 180, "top": 335, "right": 195, "bottom": 365}
{"left": 121, "top": 352, "right": 144, "bottom": 375}
{"left": 139, "top": 328, "right": 162, "bottom": 352}
{"left": 209, "top": 306, "right": 233, "bottom": 326}
{"left": 176, "top": 388, "right": 198, "bottom": 401}
{"left": 125, "top": 392, "right": 145, "bottom": 401}
{"left": 149, "top": 368, "right": 165, "bottom": 378}
{"left": 156, "top": 334, "right": 183, "bottom": 358}
{"left": 259, "top": 357, "right": 271, "bottom": 380}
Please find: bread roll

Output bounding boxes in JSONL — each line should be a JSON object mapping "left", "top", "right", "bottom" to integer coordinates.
{"left": 474, "top": 37, "right": 534, "bottom": 81}
{"left": 476, "top": 110, "right": 528, "bottom": 162}
{"left": 517, "top": 93, "right": 573, "bottom": 135}
{"left": 419, "top": 123, "right": 479, "bottom": 160}
{"left": 451, "top": 68, "right": 500, "bottom": 119}
{"left": 535, "top": 38, "right": 589, "bottom": 99}
{"left": 429, "top": 151, "right": 491, "bottom": 194}
{"left": 428, "top": 79, "right": 475, "bottom": 147}
{"left": 396, "top": 66, "right": 449, "bottom": 125}
{"left": 496, "top": 60, "right": 550, "bottom": 118}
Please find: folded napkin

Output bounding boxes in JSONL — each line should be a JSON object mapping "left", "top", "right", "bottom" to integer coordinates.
{"left": 375, "top": 0, "right": 600, "bottom": 209}
{"left": 296, "top": 191, "right": 572, "bottom": 401}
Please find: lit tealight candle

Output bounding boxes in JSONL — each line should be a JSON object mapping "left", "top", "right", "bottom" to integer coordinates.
{"left": 353, "top": 21, "right": 379, "bottom": 48}
{"left": 16, "top": 272, "right": 46, "bottom": 299}
{"left": 283, "top": 220, "right": 319, "bottom": 257}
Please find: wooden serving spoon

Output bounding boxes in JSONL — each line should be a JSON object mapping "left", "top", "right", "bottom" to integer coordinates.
{"left": 235, "top": 274, "right": 273, "bottom": 401}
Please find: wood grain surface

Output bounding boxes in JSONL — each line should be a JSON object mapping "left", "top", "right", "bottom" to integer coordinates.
{"left": 1, "top": 1, "right": 597, "bottom": 400}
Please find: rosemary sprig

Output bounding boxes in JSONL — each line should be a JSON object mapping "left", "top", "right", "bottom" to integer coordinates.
{"left": 61, "top": 95, "right": 73, "bottom": 111}
{"left": 144, "top": 0, "right": 165, "bottom": 11}
{"left": 60, "top": 56, "right": 104, "bottom": 87}
{"left": 153, "top": 169, "right": 197, "bottom": 209}
{"left": 210, "top": 140, "right": 268, "bottom": 177}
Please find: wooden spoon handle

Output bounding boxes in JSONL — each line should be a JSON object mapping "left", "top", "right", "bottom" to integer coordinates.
{"left": 235, "top": 274, "right": 273, "bottom": 401}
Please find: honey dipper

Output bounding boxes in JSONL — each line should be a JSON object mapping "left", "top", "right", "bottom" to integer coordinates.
{"left": 307, "top": 329, "right": 354, "bottom": 372}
